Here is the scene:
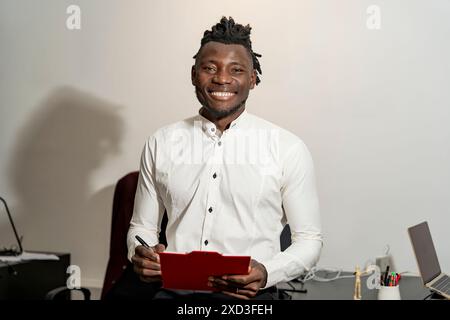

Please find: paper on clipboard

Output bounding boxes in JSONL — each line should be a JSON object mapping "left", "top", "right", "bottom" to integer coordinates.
{"left": 159, "top": 251, "right": 251, "bottom": 291}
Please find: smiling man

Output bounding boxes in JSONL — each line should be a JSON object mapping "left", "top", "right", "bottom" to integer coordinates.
{"left": 192, "top": 40, "right": 258, "bottom": 131}
{"left": 126, "top": 17, "right": 323, "bottom": 300}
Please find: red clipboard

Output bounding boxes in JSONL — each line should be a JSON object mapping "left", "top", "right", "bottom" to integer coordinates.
{"left": 159, "top": 251, "right": 251, "bottom": 291}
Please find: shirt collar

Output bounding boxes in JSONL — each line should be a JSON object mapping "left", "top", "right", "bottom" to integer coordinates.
{"left": 197, "top": 108, "right": 249, "bottom": 136}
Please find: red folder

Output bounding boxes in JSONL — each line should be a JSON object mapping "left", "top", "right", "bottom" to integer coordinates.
{"left": 159, "top": 251, "right": 251, "bottom": 291}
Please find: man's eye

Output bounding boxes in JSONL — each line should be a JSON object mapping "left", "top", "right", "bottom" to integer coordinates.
{"left": 203, "top": 66, "right": 216, "bottom": 72}
{"left": 233, "top": 68, "right": 244, "bottom": 73}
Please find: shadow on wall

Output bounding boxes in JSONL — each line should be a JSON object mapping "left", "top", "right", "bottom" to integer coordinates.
{"left": 2, "top": 86, "right": 124, "bottom": 280}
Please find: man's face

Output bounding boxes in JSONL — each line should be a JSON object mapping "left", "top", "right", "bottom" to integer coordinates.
{"left": 192, "top": 41, "right": 256, "bottom": 118}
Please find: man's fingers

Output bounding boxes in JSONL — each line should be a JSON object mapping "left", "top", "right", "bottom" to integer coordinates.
{"left": 224, "top": 263, "right": 264, "bottom": 285}
{"left": 132, "top": 255, "right": 161, "bottom": 270}
{"left": 133, "top": 264, "right": 162, "bottom": 277}
{"left": 135, "top": 245, "right": 155, "bottom": 258}
{"left": 209, "top": 277, "right": 259, "bottom": 299}
{"left": 209, "top": 277, "right": 228, "bottom": 287}
{"left": 154, "top": 244, "right": 166, "bottom": 253}
{"left": 135, "top": 245, "right": 160, "bottom": 262}
{"left": 132, "top": 246, "right": 164, "bottom": 283}
{"left": 224, "top": 272, "right": 259, "bottom": 285}
{"left": 212, "top": 279, "right": 259, "bottom": 293}
{"left": 140, "top": 268, "right": 162, "bottom": 277}
{"left": 221, "top": 289, "right": 253, "bottom": 300}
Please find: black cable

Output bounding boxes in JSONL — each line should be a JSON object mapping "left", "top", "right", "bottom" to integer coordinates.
{"left": 280, "top": 280, "right": 308, "bottom": 294}
{"left": 423, "top": 291, "right": 435, "bottom": 300}
{"left": 0, "top": 196, "right": 23, "bottom": 255}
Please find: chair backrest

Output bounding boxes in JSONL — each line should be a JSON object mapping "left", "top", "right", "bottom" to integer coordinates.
{"left": 101, "top": 171, "right": 139, "bottom": 299}
{"left": 102, "top": 172, "right": 168, "bottom": 299}
{"left": 46, "top": 287, "right": 91, "bottom": 300}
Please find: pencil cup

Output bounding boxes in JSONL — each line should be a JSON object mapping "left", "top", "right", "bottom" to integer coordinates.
{"left": 377, "top": 285, "right": 401, "bottom": 300}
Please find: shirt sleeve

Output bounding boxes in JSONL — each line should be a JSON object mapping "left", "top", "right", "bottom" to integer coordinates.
{"left": 126, "top": 136, "right": 166, "bottom": 262}
{"left": 261, "top": 141, "right": 323, "bottom": 288}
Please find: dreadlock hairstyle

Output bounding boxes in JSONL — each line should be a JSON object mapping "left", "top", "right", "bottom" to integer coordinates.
{"left": 193, "top": 16, "right": 262, "bottom": 85}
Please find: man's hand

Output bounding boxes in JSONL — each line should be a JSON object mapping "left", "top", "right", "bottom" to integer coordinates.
{"left": 131, "top": 244, "right": 166, "bottom": 283}
{"left": 208, "top": 259, "right": 268, "bottom": 299}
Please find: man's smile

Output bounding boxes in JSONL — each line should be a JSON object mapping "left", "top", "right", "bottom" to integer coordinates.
{"left": 207, "top": 89, "right": 237, "bottom": 101}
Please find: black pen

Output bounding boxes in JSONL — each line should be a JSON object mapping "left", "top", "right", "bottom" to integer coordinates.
{"left": 135, "top": 235, "right": 161, "bottom": 264}
{"left": 383, "top": 266, "right": 390, "bottom": 286}
{"left": 135, "top": 235, "right": 151, "bottom": 249}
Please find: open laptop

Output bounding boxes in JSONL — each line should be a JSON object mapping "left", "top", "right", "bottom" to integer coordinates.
{"left": 408, "top": 221, "right": 449, "bottom": 299}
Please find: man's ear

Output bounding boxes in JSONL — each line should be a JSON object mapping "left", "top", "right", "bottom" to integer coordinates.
{"left": 191, "top": 65, "right": 197, "bottom": 86}
{"left": 250, "top": 70, "right": 257, "bottom": 89}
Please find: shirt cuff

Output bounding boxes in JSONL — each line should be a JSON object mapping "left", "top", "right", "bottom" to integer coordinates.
{"left": 260, "top": 253, "right": 309, "bottom": 289}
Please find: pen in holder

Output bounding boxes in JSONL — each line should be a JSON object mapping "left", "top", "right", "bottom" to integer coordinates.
{"left": 378, "top": 271, "right": 401, "bottom": 300}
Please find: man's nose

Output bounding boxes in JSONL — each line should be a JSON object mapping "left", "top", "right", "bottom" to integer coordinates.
{"left": 212, "top": 70, "right": 232, "bottom": 84}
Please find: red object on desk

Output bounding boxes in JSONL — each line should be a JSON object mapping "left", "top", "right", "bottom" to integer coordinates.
{"left": 159, "top": 251, "right": 251, "bottom": 291}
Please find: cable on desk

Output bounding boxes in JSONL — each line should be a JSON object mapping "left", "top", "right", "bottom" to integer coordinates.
{"left": 301, "top": 266, "right": 355, "bottom": 282}
{"left": 284, "top": 280, "right": 307, "bottom": 293}
{"left": 423, "top": 292, "right": 435, "bottom": 300}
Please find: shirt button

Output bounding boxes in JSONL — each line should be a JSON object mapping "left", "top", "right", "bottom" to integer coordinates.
{"left": 212, "top": 173, "right": 217, "bottom": 179}
{"left": 204, "top": 240, "right": 209, "bottom": 246}
{"left": 208, "top": 207, "right": 213, "bottom": 213}
{"left": 211, "top": 127, "right": 215, "bottom": 132}
{"left": 218, "top": 141, "right": 222, "bottom": 146}
{"left": 122, "top": 265, "right": 127, "bottom": 270}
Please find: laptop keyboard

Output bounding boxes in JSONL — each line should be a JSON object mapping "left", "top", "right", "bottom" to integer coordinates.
{"left": 432, "top": 274, "right": 450, "bottom": 294}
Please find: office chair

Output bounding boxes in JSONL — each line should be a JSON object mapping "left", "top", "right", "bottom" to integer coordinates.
{"left": 101, "top": 172, "right": 167, "bottom": 299}
{"left": 45, "top": 287, "right": 91, "bottom": 300}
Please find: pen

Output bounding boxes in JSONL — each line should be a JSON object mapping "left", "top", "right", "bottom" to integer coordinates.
{"left": 383, "top": 266, "right": 390, "bottom": 286}
{"left": 135, "top": 235, "right": 150, "bottom": 249}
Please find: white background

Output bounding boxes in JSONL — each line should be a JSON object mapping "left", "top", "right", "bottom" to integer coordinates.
{"left": 1, "top": 0, "right": 449, "bottom": 288}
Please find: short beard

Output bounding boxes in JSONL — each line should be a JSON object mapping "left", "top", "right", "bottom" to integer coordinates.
{"left": 202, "top": 99, "right": 246, "bottom": 120}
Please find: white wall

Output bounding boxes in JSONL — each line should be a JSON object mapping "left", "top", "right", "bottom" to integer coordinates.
{"left": 1, "top": 0, "right": 449, "bottom": 288}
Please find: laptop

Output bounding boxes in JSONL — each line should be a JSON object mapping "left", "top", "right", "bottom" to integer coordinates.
{"left": 408, "top": 221, "right": 449, "bottom": 299}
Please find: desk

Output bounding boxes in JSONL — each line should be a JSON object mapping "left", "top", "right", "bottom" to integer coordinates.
{"left": 0, "top": 252, "right": 70, "bottom": 299}
{"left": 278, "top": 272, "right": 431, "bottom": 300}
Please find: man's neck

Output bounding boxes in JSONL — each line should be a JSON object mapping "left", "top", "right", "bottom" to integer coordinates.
{"left": 200, "top": 106, "right": 246, "bottom": 132}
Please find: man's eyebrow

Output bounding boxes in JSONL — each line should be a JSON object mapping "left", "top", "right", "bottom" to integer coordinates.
{"left": 200, "top": 60, "right": 248, "bottom": 66}
{"left": 199, "top": 60, "right": 218, "bottom": 64}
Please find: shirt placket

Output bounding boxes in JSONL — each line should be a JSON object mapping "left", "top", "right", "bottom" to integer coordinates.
{"left": 201, "top": 128, "right": 223, "bottom": 250}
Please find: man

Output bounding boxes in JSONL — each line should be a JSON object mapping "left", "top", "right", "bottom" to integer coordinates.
{"left": 127, "top": 16, "right": 322, "bottom": 300}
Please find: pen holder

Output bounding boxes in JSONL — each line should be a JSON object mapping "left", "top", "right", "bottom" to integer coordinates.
{"left": 377, "top": 285, "right": 401, "bottom": 300}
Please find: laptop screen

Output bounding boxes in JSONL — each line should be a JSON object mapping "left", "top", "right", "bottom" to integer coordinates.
{"left": 408, "top": 221, "right": 441, "bottom": 284}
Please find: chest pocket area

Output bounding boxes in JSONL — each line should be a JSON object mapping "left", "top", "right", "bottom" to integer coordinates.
{"left": 223, "top": 165, "right": 267, "bottom": 207}
{"left": 164, "top": 164, "right": 204, "bottom": 215}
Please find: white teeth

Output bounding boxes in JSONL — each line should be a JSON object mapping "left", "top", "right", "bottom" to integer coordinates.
{"left": 210, "top": 92, "right": 235, "bottom": 97}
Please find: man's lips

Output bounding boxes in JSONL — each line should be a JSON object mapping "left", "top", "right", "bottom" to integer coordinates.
{"left": 207, "top": 90, "right": 237, "bottom": 101}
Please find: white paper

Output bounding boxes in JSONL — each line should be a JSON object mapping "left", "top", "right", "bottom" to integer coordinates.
{"left": 0, "top": 251, "right": 60, "bottom": 262}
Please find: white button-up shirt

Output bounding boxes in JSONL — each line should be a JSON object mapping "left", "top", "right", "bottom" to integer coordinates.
{"left": 127, "top": 110, "right": 323, "bottom": 288}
